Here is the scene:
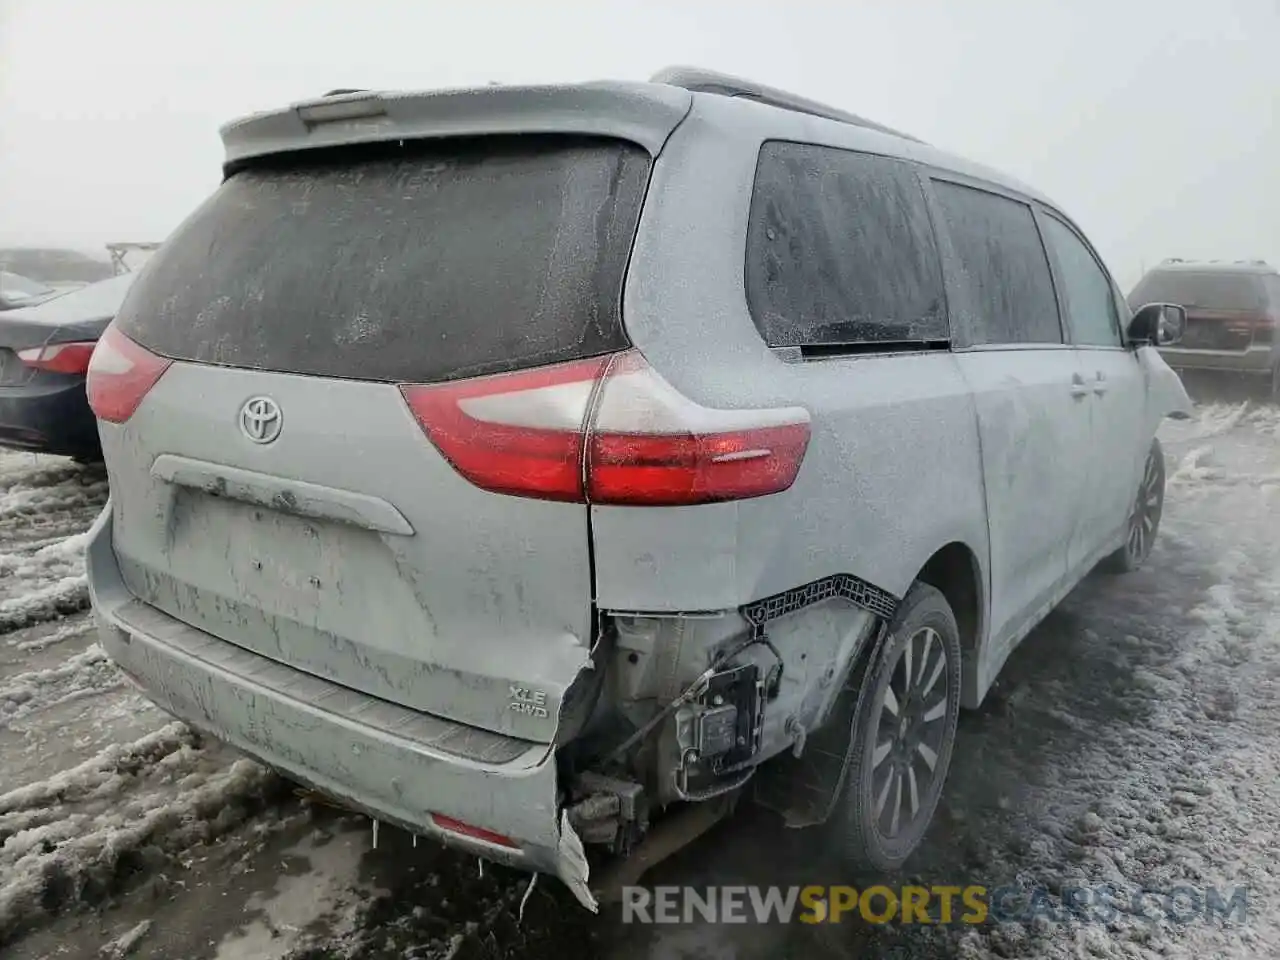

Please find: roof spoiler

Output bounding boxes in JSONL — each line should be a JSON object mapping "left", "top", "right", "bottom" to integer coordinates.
{"left": 649, "top": 66, "right": 926, "bottom": 144}
{"left": 218, "top": 82, "right": 694, "bottom": 171}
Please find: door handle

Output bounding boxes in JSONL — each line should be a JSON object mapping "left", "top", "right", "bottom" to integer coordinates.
{"left": 1070, "top": 373, "right": 1089, "bottom": 399}
{"left": 1093, "top": 372, "right": 1108, "bottom": 396}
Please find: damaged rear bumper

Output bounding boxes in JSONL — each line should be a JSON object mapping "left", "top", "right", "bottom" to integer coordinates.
{"left": 84, "top": 500, "right": 597, "bottom": 910}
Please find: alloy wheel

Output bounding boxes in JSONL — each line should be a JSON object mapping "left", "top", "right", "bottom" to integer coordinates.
{"left": 1127, "top": 447, "right": 1164, "bottom": 564}
{"left": 869, "top": 625, "right": 951, "bottom": 843}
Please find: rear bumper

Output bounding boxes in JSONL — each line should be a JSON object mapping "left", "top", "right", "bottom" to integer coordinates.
{"left": 1157, "top": 345, "right": 1274, "bottom": 375}
{"left": 0, "top": 376, "right": 100, "bottom": 456}
{"left": 85, "top": 500, "right": 597, "bottom": 909}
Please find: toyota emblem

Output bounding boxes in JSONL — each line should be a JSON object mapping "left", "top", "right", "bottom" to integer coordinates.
{"left": 239, "top": 396, "right": 283, "bottom": 444}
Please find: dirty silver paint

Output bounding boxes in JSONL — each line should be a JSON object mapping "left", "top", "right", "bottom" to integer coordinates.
{"left": 100, "top": 362, "right": 596, "bottom": 744}
{"left": 85, "top": 501, "right": 599, "bottom": 907}
{"left": 595, "top": 90, "right": 1188, "bottom": 711}
{"left": 86, "top": 76, "right": 1193, "bottom": 905}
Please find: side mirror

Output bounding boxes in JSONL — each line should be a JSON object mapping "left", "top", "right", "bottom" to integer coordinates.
{"left": 1127, "top": 302, "right": 1186, "bottom": 347}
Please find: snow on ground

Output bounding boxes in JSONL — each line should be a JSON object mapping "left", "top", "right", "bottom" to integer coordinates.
{"left": 0, "top": 450, "right": 108, "bottom": 633}
{"left": 0, "top": 642, "right": 125, "bottom": 724}
{"left": 2, "top": 399, "right": 1279, "bottom": 959}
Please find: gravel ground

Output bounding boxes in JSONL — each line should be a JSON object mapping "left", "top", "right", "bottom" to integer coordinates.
{"left": 1, "top": 397, "right": 1277, "bottom": 959}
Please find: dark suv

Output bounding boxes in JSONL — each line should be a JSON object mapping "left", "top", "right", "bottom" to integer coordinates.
{"left": 1128, "top": 260, "right": 1280, "bottom": 395}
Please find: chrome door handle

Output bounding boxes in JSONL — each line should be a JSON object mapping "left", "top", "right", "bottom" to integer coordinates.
{"left": 1093, "top": 372, "right": 1108, "bottom": 395}
{"left": 1070, "top": 373, "right": 1089, "bottom": 399}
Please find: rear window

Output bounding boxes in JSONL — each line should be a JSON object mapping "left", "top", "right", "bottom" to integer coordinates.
{"left": 1263, "top": 275, "right": 1280, "bottom": 311}
{"left": 115, "top": 136, "right": 652, "bottom": 382}
{"left": 1127, "top": 270, "right": 1267, "bottom": 313}
{"left": 745, "top": 142, "right": 947, "bottom": 347}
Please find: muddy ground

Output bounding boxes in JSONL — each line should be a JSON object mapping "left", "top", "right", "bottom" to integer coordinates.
{"left": 2, "top": 394, "right": 1277, "bottom": 959}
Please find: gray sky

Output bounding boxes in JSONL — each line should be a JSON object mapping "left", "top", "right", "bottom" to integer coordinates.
{"left": 1, "top": 0, "right": 1275, "bottom": 290}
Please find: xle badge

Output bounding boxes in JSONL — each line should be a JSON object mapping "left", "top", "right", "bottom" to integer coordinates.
{"left": 509, "top": 684, "right": 549, "bottom": 718}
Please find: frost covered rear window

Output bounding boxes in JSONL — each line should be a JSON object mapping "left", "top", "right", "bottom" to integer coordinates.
{"left": 115, "top": 136, "right": 651, "bottom": 382}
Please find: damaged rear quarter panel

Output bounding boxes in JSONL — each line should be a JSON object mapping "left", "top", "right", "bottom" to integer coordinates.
{"left": 591, "top": 99, "right": 991, "bottom": 616}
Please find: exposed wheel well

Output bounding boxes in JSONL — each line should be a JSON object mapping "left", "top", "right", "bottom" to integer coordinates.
{"left": 916, "top": 542, "right": 984, "bottom": 707}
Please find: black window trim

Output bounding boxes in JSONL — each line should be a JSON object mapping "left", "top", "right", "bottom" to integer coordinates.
{"left": 922, "top": 170, "right": 1069, "bottom": 353}
{"left": 744, "top": 138, "right": 953, "bottom": 360}
{"left": 1036, "top": 205, "right": 1128, "bottom": 351}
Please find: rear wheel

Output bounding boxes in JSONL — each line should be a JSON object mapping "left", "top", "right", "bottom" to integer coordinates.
{"left": 832, "top": 582, "right": 962, "bottom": 871}
{"left": 1101, "top": 437, "right": 1165, "bottom": 574}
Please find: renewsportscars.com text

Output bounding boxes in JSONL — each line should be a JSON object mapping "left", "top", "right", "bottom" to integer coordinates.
{"left": 620, "top": 884, "right": 1249, "bottom": 926}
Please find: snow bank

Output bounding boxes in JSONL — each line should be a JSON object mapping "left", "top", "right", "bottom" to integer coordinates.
{"left": 0, "top": 643, "right": 125, "bottom": 725}
{"left": 0, "top": 474, "right": 109, "bottom": 523}
{"left": 0, "top": 452, "right": 86, "bottom": 491}
{"left": 10, "top": 617, "right": 95, "bottom": 652}
{"left": 0, "top": 455, "right": 107, "bottom": 532}
{"left": 1189, "top": 401, "right": 1253, "bottom": 440}
{"left": 1170, "top": 445, "right": 1218, "bottom": 484}
{"left": 0, "top": 722, "right": 281, "bottom": 946}
{"left": 0, "top": 532, "right": 90, "bottom": 633}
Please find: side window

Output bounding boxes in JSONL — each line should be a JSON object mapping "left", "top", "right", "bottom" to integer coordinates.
{"left": 1262, "top": 275, "right": 1280, "bottom": 316}
{"left": 931, "top": 180, "right": 1062, "bottom": 346}
{"left": 745, "top": 142, "right": 946, "bottom": 347}
{"left": 1040, "top": 215, "right": 1123, "bottom": 348}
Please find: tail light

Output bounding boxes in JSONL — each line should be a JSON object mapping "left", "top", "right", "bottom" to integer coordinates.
{"left": 16, "top": 341, "right": 97, "bottom": 374}
{"left": 430, "top": 813, "right": 519, "bottom": 849}
{"left": 1224, "top": 316, "right": 1274, "bottom": 344}
{"left": 400, "top": 349, "right": 811, "bottom": 506}
{"left": 85, "top": 325, "right": 172, "bottom": 424}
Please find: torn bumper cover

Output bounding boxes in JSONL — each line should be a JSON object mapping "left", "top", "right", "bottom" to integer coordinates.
{"left": 84, "top": 501, "right": 598, "bottom": 910}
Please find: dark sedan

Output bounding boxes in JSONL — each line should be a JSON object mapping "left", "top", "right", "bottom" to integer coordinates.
{"left": 0, "top": 272, "right": 136, "bottom": 460}
{"left": 0, "top": 271, "right": 64, "bottom": 311}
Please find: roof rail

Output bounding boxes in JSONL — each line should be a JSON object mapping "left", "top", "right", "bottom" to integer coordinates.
{"left": 1160, "top": 257, "right": 1274, "bottom": 269}
{"left": 649, "top": 66, "right": 925, "bottom": 144}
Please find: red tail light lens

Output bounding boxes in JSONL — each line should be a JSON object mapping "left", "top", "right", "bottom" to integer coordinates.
{"left": 400, "top": 350, "right": 811, "bottom": 506}
{"left": 586, "top": 352, "right": 811, "bottom": 506}
{"left": 16, "top": 341, "right": 98, "bottom": 375}
{"left": 400, "top": 357, "right": 609, "bottom": 501}
{"left": 430, "top": 813, "right": 519, "bottom": 849}
{"left": 85, "top": 325, "right": 172, "bottom": 424}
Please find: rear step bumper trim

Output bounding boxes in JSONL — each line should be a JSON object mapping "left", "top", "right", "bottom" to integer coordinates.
{"left": 85, "top": 499, "right": 598, "bottom": 909}
{"left": 150, "top": 453, "right": 414, "bottom": 535}
{"left": 1157, "top": 344, "right": 1273, "bottom": 373}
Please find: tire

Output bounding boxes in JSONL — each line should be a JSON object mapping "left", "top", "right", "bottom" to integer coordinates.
{"left": 832, "top": 581, "right": 962, "bottom": 872}
{"left": 1100, "top": 437, "right": 1165, "bottom": 574}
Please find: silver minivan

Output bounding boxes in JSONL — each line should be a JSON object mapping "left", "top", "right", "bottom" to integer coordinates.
{"left": 85, "top": 68, "right": 1192, "bottom": 909}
